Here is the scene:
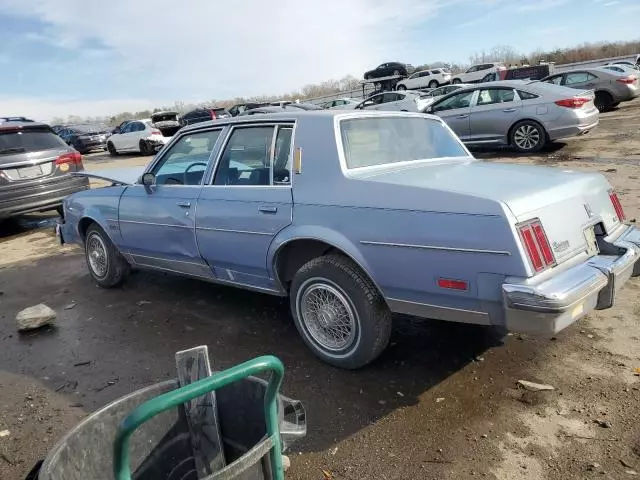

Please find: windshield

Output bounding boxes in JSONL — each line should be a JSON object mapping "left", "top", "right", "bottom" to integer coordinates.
{"left": 339, "top": 116, "right": 469, "bottom": 169}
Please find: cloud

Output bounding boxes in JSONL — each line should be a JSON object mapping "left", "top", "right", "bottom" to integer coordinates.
{"left": 516, "top": 0, "right": 569, "bottom": 11}
{"left": 0, "top": 1, "right": 445, "bottom": 101}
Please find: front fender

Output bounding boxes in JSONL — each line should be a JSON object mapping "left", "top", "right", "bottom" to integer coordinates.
{"left": 63, "top": 187, "right": 125, "bottom": 247}
{"left": 267, "top": 225, "right": 379, "bottom": 292}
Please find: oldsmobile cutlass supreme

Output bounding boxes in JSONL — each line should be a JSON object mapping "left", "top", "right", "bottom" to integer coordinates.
{"left": 57, "top": 111, "right": 640, "bottom": 369}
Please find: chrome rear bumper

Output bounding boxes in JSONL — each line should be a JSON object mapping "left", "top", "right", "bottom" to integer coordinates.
{"left": 502, "top": 225, "right": 640, "bottom": 335}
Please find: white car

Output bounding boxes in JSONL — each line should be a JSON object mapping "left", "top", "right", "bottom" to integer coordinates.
{"left": 320, "top": 98, "right": 361, "bottom": 110}
{"left": 106, "top": 119, "right": 171, "bottom": 156}
{"left": 396, "top": 68, "right": 452, "bottom": 90}
{"left": 451, "top": 62, "right": 506, "bottom": 84}
{"left": 354, "top": 90, "right": 431, "bottom": 113}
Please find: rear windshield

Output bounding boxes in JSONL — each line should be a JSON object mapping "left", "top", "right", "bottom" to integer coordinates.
{"left": 339, "top": 116, "right": 469, "bottom": 169}
{"left": 152, "top": 113, "right": 178, "bottom": 122}
{"left": 0, "top": 128, "right": 67, "bottom": 155}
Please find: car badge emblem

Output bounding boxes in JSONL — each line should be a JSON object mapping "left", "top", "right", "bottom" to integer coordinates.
{"left": 584, "top": 203, "right": 593, "bottom": 217}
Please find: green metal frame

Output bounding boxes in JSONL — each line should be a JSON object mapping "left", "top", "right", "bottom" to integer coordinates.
{"left": 113, "top": 355, "right": 285, "bottom": 480}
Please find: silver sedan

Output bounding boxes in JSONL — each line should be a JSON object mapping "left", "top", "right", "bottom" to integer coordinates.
{"left": 424, "top": 80, "right": 599, "bottom": 153}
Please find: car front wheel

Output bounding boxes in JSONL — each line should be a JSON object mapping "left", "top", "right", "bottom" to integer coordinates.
{"left": 510, "top": 120, "right": 547, "bottom": 153}
{"left": 85, "top": 224, "right": 129, "bottom": 288}
{"left": 452, "top": 78, "right": 462, "bottom": 84}
{"left": 428, "top": 80, "right": 439, "bottom": 88}
{"left": 290, "top": 254, "right": 392, "bottom": 369}
{"left": 107, "top": 141, "right": 118, "bottom": 156}
{"left": 396, "top": 84, "right": 407, "bottom": 91}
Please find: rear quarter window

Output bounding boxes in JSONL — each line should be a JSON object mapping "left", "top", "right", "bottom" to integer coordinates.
{"left": 517, "top": 90, "right": 539, "bottom": 100}
{"left": 0, "top": 128, "right": 67, "bottom": 154}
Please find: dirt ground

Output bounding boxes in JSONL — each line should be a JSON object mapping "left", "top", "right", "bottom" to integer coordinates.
{"left": 1, "top": 102, "right": 640, "bottom": 480}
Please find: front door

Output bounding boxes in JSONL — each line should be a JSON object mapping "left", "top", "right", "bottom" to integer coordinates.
{"left": 468, "top": 87, "right": 522, "bottom": 143}
{"left": 118, "top": 129, "right": 222, "bottom": 277}
{"left": 196, "top": 123, "right": 294, "bottom": 291}
{"left": 431, "top": 90, "right": 475, "bottom": 141}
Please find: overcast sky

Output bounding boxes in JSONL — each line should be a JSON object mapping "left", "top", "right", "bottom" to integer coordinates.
{"left": 0, "top": 0, "right": 638, "bottom": 121}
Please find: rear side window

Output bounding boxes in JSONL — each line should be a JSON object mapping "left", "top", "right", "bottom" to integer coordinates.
{"left": 517, "top": 90, "right": 539, "bottom": 100}
{"left": 0, "top": 128, "right": 67, "bottom": 155}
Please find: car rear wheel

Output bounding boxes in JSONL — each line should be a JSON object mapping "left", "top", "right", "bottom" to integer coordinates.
{"left": 290, "top": 254, "right": 392, "bottom": 369}
{"left": 396, "top": 84, "right": 407, "bottom": 91}
{"left": 428, "top": 80, "right": 439, "bottom": 88}
{"left": 85, "top": 224, "right": 129, "bottom": 288}
{"left": 594, "top": 91, "right": 614, "bottom": 112}
{"left": 107, "top": 141, "right": 118, "bottom": 156}
{"left": 452, "top": 78, "right": 462, "bottom": 84}
{"left": 510, "top": 120, "right": 547, "bottom": 153}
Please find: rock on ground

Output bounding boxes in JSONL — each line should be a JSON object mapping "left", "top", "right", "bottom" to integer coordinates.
{"left": 16, "top": 304, "right": 56, "bottom": 331}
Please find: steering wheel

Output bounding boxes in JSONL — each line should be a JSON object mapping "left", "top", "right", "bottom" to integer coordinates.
{"left": 184, "top": 162, "right": 208, "bottom": 185}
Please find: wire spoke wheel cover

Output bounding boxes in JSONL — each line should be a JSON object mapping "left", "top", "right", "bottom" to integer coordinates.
{"left": 87, "top": 233, "right": 108, "bottom": 278}
{"left": 514, "top": 124, "right": 540, "bottom": 150}
{"left": 298, "top": 280, "right": 358, "bottom": 352}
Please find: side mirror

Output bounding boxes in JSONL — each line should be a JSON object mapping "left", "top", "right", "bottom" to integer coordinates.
{"left": 141, "top": 172, "right": 155, "bottom": 187}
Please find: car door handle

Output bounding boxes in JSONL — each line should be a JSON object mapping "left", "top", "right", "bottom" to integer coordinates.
{"left": 176, "top": 201, "right": 191, "bottom": 208}
{"left": 502, "top": 108, "right": 516, "bottom": 113}
{"left": 258, "top": 206, "right": 278, "bottom": 214}
{"left": 457, "top": 114, "right": 469, "bottom": 119}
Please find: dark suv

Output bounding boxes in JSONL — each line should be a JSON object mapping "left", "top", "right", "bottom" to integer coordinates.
{"left": 0, "top": 122, "right": 89, "bottom": 220}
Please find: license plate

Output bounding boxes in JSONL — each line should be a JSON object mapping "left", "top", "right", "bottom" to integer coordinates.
{"left": 584, "top": 226, "right": 598, "bottom": 256}
{"left": 17, "top": 165, "right": 43, "bottom": 179}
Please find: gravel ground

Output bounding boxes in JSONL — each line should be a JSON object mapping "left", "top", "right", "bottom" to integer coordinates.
{"left": 1, "top": 102, "right": 639, "bottom": 479}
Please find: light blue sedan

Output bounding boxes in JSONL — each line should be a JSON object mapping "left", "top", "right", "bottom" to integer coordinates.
{"left": 57, "top": 111, "right": 640, "bottom": 369}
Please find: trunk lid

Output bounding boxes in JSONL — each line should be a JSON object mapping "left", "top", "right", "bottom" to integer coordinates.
{"left": 357, "top": 160, "right": 621, "bottom": 265}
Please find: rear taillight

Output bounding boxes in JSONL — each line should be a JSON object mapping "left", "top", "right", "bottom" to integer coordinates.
{"left": 518, "top": 219, "right": 556, "bottom": 273}
{"left": 150, "top": 129, "right": 162, "bottom": 135}
{"left": 210, "top": 110, "right": 217, "bottom": 120}
{"left": 55, "top": 151, "right": 82, "bottom": 166}
{"left": 555, "top": 97, "right": 590, "bottom": 108}
{"left": 616, "top": 76, "right": 637, "bottom": 85}
{"left": 609, "top": 189, "right": 626, "bottom": 221}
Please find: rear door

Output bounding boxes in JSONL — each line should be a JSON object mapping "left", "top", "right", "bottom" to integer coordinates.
{"left": 431, "top": 90, "right": 475, "bottom": 141}
{"left": 195, "top": 123, "right": 294, "bottom": 291}
{"left": 468, "top": 87, "right": 522, "bottom": 143}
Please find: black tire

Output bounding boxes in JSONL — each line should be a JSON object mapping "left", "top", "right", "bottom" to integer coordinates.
{"left": 107, "top": 141, "right": 118, "bottom": 156}
{"left": 452, "top": 78, "right": 462, "bottom": 84}
{"left": 139, "top": 140, "right": 150, "bottom": 155}
{"left": 611, "top": 102, "right": 620, "bottom": 108}
{"left": 84, "top": 224, "right": 129, "bottom": 288}
{"left": 396, "top": 84, "right": 407, "bottom": 91}
{"left": 290, "top": 254, "right": 392, "bottom": 369}
{"left": 393, "top": 70, "right": 400, "bottom": 76}
{"left": 510, "top": 120, "right": 547, "bottom": 153}
{"left": 594, "top": 91, "right": 614, "bottom": 112}
{"left": 428, "top": 80, "right": 439, "bottom": 88}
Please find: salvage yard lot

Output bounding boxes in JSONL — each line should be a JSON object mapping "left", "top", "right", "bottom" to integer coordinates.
{"left": 1, "top": 103, "right": 640, "bottom": 479}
